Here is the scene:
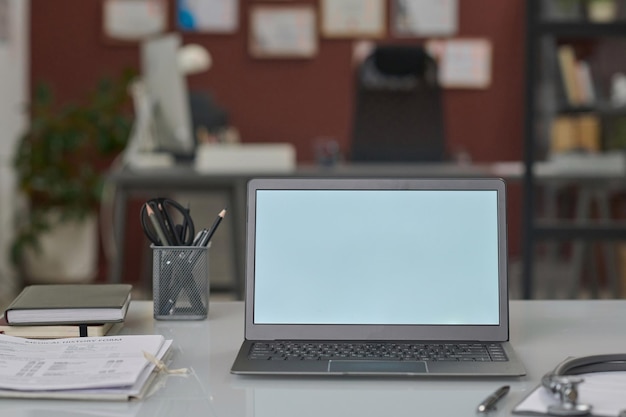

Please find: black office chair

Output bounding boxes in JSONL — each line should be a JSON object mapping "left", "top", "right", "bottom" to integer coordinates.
{"left": 350, "top": 45, "right": 446, "bottom": 162}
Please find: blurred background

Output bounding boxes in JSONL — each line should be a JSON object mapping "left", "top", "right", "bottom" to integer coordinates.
{"left": 2, "top": 0, "right": 626, "bottom": 306}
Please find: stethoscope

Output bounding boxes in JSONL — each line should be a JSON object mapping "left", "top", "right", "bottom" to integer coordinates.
{"left": 541, "top": 354, "right": 626, "bottom": 416}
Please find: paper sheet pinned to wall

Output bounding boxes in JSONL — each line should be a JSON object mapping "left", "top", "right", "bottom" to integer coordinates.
{"left": 103, "top": 0, "right": 167, "bottom": 40}
{"left": 427, "top": 39, "right": 492, "bottom": 89}
{"left": 392, "top": 0, "right": 458, "bottom": 36}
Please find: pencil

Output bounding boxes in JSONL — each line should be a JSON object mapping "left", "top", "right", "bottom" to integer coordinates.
{"left": 204, "top": 209, "right": 226, "bottom": 245}
{"left": 146, "top": 204, "right": 170, "bottom": 246}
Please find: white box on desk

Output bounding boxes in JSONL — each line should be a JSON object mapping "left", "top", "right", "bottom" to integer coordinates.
{"left": 194, "top": 143, "right": 296, "bottom": 173}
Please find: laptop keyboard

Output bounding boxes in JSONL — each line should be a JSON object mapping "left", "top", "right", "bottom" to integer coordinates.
{"left": 249, "top": 342, "right": 508, "bottom": 362}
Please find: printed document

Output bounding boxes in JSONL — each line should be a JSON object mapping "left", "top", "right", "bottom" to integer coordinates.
{"left": 0, "top": 334, "right": 166, "bottom": 391}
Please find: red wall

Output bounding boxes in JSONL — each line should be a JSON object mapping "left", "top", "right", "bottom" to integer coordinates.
{"left": 30, "top": 0, "right": 525, "bottom": 161}
{"left": 29, "top": 0, "right": 526, "bottom": 281}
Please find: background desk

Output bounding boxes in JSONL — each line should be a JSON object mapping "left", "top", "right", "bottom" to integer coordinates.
{"left": 107, "top": 162, "right": 626, "bottom": 299}
{"left": 106, "top": 163, "right": 494, "bottom": 297}
{"left": 1, "top": 300, "right": 625, "bottom": 417}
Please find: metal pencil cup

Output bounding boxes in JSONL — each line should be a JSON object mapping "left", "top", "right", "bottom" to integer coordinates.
{"left": 152, "top": 245, "right": 209, "bottom": 320}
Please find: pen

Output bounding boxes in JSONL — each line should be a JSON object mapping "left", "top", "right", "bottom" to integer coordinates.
{"left": 477, "top": 385, "right": 510, "bottom": 413}
{"left": 158, "top": 203, "right": 181, "bottom": 246}
{"left": 192, "top": 229, "right": 207, "bottom": 246}
{"left": 204, "top": 209, "right": 226, "bottom": 246}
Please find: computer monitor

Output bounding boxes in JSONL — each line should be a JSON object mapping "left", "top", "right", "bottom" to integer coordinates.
{"left": 140, "top": 33, "right": 195, "bottom": 159}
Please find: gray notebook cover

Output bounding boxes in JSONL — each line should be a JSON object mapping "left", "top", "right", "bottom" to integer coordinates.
{"left": 5, "top": 284, "right": 132, "bottom": 325}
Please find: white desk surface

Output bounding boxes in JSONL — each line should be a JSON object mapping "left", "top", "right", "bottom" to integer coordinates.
{"left": 3, "top": 300, "right": 624, "bottom": 417}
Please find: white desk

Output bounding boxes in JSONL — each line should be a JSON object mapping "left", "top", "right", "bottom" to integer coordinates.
{"left": 2, "top": 300, "right": 625, "bottom": 417}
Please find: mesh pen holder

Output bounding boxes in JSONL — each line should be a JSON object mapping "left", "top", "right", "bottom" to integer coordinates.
{"left": 152, "top": 245, "right": 209, "bottom": 320}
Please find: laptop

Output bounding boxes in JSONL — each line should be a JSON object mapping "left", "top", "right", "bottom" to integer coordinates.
{"left": 231, "top": 178, "right": 526, "bottom": 376}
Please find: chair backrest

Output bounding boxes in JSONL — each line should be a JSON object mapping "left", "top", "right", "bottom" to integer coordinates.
{"left": 350, "top": 45, "right": 446, "bottom": 162}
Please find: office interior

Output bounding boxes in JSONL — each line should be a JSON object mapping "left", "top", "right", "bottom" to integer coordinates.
{"left": 1, "top": 0, "right": 626, "bottom": 310}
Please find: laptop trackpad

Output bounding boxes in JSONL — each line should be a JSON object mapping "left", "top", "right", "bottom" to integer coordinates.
{"left": 328, "top": 360, "right": 427, "bottom": 374}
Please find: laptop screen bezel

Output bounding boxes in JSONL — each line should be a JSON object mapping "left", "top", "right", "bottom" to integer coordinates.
{"left": 244, "top": 178, "right": 509, "bottom": 342}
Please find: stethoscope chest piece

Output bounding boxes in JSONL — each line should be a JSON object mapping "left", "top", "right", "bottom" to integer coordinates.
{"left": 544, "top": 375, "right": 591, "bottom": 416}
{"left": 541, "top": 354, "right": 626, "bottom": 416}
{"left": 544, "top": 376, "right": 592, "bottom": 416}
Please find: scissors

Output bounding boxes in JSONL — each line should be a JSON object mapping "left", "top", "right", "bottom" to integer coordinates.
{"left": 140, "top": 198, "right": 195, "bottom": 246}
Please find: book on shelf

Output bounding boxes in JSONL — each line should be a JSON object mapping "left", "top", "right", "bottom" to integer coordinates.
{"left": 550, "top": 115, "right": 578, "bottom": 152}
{"left": 4, "top": 284, "right": 132, "bottom": 325}
{"left": 550, "top": 113, "right": 600, "bottom": 153}
{"left": 577, "top": 113, "right": 601, "bottom": 152}
{"left": 557, "top": 44, "right": 583, "bottom": 106}
{"left": 0, "top": 315, "right": 123, "bottom": 338}
{"left": 557, "top": 44, "right": 596, "bottom": 107}
{"left": 576, "top": 60, "right": 596, "bottom": 105}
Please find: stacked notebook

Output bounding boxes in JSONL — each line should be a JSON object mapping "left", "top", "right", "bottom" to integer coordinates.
{"left": 1, "top": 284, "right": 132, "bottom": 338}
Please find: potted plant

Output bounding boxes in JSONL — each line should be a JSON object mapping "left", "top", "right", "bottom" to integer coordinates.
{"left": 11, "top": 69, "right": 135, "bottom": 283}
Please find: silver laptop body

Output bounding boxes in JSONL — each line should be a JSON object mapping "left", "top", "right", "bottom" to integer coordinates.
{"left": 231, "top": 178, "right": 525, "bottom": 376}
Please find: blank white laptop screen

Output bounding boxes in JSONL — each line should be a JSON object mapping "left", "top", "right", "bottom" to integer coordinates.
{"left": 253, "top": 189, "right": 500, "bottom": 326}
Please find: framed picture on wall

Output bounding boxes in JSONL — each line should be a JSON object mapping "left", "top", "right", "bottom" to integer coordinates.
{"left": 101, "top": 0, "right": 168, "bottom": 44}
{"left": 249, "top": 5, "right": 317, "bottom": 59}
{"left": 392, "top": 0, "right": 458, "bottom": 37}
{"left": 426, "top": 39, "right": 492, "bottom": 89}
{"left": 320, "top": 0, "right": 385, "bottom": 39}
{"left": 177, "top": 0, "right": 239, "bottom": 33}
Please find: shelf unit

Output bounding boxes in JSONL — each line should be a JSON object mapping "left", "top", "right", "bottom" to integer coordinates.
{"left": 522, "top": 0, "right": 626, "bottom": 299}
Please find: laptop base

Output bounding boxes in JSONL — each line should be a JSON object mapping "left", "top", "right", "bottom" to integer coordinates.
{"left": 231, "top": 340, "right": 526, "bottom": 377}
